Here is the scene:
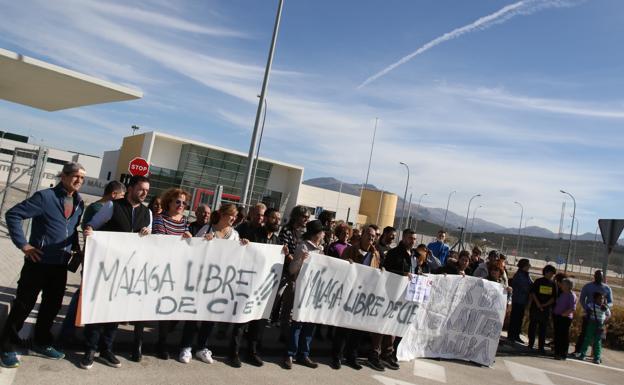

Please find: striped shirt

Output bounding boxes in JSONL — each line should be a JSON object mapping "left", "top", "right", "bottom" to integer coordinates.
{"left": 152, "top": 214, "right": 188, "bottom": 235}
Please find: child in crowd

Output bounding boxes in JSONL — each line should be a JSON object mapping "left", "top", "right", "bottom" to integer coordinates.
{"left": 552, "top": 278, "right": 576, "bottom": 360}
{"left": 575, "top": 292, "right": 611, "bottom": 364}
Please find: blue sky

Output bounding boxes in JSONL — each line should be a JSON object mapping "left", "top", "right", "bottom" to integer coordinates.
{"left": 0, "top": 0, "right": 622, "bottom": 234}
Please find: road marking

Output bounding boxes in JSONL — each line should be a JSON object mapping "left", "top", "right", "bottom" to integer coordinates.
{"left": 504, "top": 360, "right": 609, "bottom": 385}
{"left": 412, "top": 359, "right": 447, "bottom": 383}
{"left": 565, "top": 357, "right": 624, "bottom": 373}
{"left": 372, "top": 374, "right": 419, "bottom": 385}
{"left": 504, "top": 360, "right": 554, "bottom": 385}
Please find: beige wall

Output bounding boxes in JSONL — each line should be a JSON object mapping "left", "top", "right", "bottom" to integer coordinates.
{"left": 115, "top": 133, "right": 147, "bottom": 179}
{"left": 358, "top": 189, "right": 397, "bottom": 228}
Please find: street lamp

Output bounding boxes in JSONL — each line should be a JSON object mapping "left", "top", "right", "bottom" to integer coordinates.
{"left": 560, "top": 189, "right": 576, "bottom": 273}
{"left": 241, "top": 0, "right": 284, "bottom": 206}
{"left": 521, "top": 216, "right": 533, "bottom": 258}
{"left": 399, "top": 162, "right": 410, "bottom": 230}
{"left": 514, "top": 201, "right": 524, "bottom": 258}
{"left": 443, "top": 190, "right": 456, "bottom": 231}
{"left": 131, "top": 125, "right": 140, "bottom": 136}
{"left": 463, "top": 194, "right": 481, "bottom": 245}
{"left": 468, "top": 205, "right": 483, "bottom": 244}
{"left": 413, "top": 192, "right": 428, "bottom": 240}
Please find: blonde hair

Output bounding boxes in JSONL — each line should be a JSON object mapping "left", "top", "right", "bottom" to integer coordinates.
{"left": 210, "top": 203, "right": 238, "bottom": 225}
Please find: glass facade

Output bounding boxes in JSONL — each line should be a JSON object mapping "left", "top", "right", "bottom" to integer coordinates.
{"left": 148, "top": 144, "right": 282, "bottom": 209}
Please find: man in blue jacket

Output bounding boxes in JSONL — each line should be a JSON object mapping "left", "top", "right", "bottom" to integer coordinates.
{"left": 427, "top": 230, "right": 450, "bottom": 265}
{"left": 0, "top": 162, "right": 85, "bottom": 368}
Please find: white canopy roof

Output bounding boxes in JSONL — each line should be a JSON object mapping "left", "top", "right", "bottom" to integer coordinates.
{"left": 0, "top": 48, "right": 142, "bottom": 111}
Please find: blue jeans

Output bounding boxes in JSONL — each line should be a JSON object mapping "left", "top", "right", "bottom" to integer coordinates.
{"left": 288, "top": 322, "right": 315, "bottom": 358}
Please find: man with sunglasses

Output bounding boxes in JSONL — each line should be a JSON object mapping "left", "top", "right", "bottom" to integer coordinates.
{"left": 1, "top": 162, "right": 86, "bottom": 368}
{"left": 236, "top": 203, "right": 266, "bottom": 240}
{"left": 82, "top": 175, "right": 152, "bottom": 369}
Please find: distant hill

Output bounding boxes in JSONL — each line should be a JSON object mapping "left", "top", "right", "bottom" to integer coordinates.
{"left": 303, "top": 177, "right": 378, "bottom": 196}
{"left": 303, "top": 177, "right": 619, "bottom": 244}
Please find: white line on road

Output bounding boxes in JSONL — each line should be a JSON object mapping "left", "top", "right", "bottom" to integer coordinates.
{"left": 504, "top": 360, "right": 609, "bottom": 385}
{"left": 565, "top": 357, "right": 624, "bottom": 373}
{"left": 505, "top": 360, "right": 555, "bottom": 385}
{"left": 412, "top": 359, "right": 447, "bottom": 383}
{"left": 372, "top": 374, "right": 419, "bottom": 385}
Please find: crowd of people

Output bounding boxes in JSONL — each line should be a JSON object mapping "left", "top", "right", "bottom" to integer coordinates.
{"left": 0, "top": 163, "right": 615, "bottom": 370}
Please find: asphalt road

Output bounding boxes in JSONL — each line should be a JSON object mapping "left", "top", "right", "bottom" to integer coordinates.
{"left": 1, "top": 343, "right": 622, "bottom": 385}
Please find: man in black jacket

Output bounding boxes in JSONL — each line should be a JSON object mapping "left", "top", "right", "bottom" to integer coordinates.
{"left": 229, "top": 207, "right": 285, "bottom": 368}
{"left": 371, "top": 228, "right": 418, "bottom": 371}
{"left": 82, "top": 175, "right": 151, "bottom": 369}
{"left": 384, "top": 229, "right": 417, "bottom": 276}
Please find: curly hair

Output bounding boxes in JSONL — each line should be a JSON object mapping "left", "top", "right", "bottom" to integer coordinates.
{"left": 160, "top": 188, "right": 190, "bottom": 214}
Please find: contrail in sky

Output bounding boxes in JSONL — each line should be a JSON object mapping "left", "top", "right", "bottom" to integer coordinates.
{"left": 358, "top": 0, "right": 583, "bottom": 89}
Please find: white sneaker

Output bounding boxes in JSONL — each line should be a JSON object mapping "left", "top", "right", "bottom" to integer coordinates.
{"left": 178, "top": 347, "right": 192, "bottom": 364}
{"left": 195, "top": 348, "right": 214, "bottom": 364}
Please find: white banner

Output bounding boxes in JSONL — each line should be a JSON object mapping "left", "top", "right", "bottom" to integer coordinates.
{"left": 80, "top": 232, "right": 284, "bottom": 324}
{"left": 292, "top": 254, "right": 415, "bottom": 337}
{"left": 397, "top": 275, "right": 507, "bottom": 367}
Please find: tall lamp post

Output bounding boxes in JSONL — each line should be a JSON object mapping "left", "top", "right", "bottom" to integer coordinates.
{"left": 514, "top": 201, "right": 524, "bottom": 258}
{"left": 560, "top": 190, "right": 576, "bottom": 273}
{"left": 399, "top": 162, "right": 410, "bottom": 230}
{"left": 463, "top": 194, "right": 481, "bottom": 245}
{"left": 413, "top": 192, "right": 428, "bottom": 240}
{"left": 241, "top": 0, "right": 284, "bottom": 206}
{"left": 247, "top": 97, "right": 269, "bottom": 206}
{"left": 468, "top": 205, "right": 483, "bottom": 244}
{"left": 442, "top": 190, "right": 456, "bottom": 231}
{"left": 521, "top": 216, "right": 533, "bottom": 259}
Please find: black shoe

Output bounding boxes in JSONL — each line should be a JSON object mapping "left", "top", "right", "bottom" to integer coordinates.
{"left": 248, "top": 353, "right": 264, "bottom": 367}
{"left": 537, "top": 349, "right": 547, "bottom": 356}
{"left": 283, "top": 356, "right": 293, "bottom": 370}
{"left": 131, "top": 344, "right": 142, "bottom": 363}
{"left": 381, "top": 357, "right": 400, "bottom": 370}
{"left": 368, "top": 358, "right": 385, "bottom": 372}
{"left": 330, "top": 357, "right": 342, "bottom": 370}
{"left": 80, "top": 351, "right": 96, "bottom": 370}
{"left": 345, "top": 358, "right": 363, "bottom": 370}
{"left": 229, "top": 354, "right": 242, "bottom": 368}
{"left": 296, "top": 356, "right": 318, "bottom": 369}
{"left": 156, "top": 345, "right": 169, "bottom": 360}
{"left": 100, "top": 350, "right": 121, "bottom": 368}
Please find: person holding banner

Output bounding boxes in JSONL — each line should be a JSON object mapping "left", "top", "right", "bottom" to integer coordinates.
{"left": 178, "top": 203, "right": 249, "bottom": 365}
{"left": 235, "top": 203, "right": 266, "bottom": 240}
{"left": 283, "top": 220, "right": 324, "bottom": 370}
{"left": 81, "top": 175, "right": 151, "bottom": 369}
{"left": 228, "top": 207, "right": 285, "bottom": 368}
{"left": 60, "top": 180, "right": 126, "bottom": 344}
{"left": 276, "top": 205, "right": 309, "bottom": 340}
{"left": 148, "top": 188, "right": 194, "bottom": 362}
{"left": 0, "top": 162, "right": 85, "bottom": 369}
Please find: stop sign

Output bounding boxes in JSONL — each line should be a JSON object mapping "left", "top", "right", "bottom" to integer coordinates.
{"left": 128, "top": 157, "right": 149, "bottom": 177}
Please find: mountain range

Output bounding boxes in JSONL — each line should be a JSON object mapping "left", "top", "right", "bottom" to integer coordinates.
{"left": 303, "top": 177, "right": 602, "bottom": 241}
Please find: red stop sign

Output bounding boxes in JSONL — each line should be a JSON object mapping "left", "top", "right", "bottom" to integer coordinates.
{"left": 128, "top": 157, "right": 149, "bottom": 177}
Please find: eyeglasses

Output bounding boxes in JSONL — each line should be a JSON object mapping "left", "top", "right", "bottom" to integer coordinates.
{"left": 175, "top": 199, "right": 188, "bottom": 206}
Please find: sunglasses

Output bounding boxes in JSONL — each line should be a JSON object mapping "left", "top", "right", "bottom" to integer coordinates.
{"left": 175, "top": 199, "right": 188, "bottom": 207}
